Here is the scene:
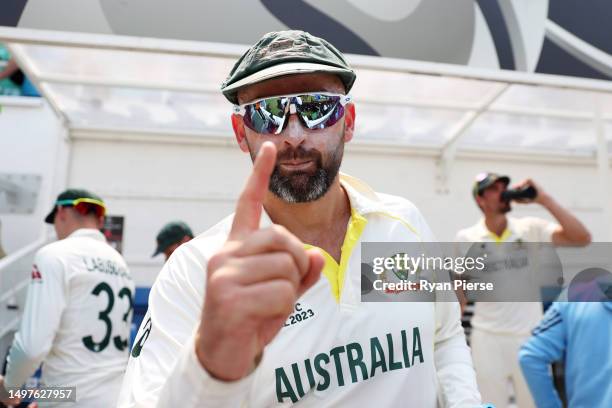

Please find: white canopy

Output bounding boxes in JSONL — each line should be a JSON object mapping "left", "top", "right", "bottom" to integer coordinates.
{"left": 1, "top": 27, "right": 611, "bottom": 236}
{"left": 1, "top": 27, "right": 610, "bottom": 156}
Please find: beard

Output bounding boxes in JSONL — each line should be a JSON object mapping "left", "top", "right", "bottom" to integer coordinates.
{"left": 270, "top": 143, "right": 343, "bottom": 203}
{"left": 248, "top": 136, "right": 344, "bottom": 203}
{"left": 499, "top": 200, "right": 512, "bottom": 214}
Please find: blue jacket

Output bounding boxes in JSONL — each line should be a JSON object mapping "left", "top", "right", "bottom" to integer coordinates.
{"left": 519, "top": 301, "right": 612, "bottom": 408}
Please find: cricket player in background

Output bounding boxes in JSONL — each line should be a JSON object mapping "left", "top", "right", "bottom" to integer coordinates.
{"left": 0, "top": 189, "right": 134, "bottom": 407}
{"left": 456, "top": 173, "right": 590, "bottom": 407}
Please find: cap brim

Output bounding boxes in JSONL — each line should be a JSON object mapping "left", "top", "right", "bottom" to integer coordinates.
{"left": 152, "top": 246, "right": 163, "bottom": 257}
{"left": 44, "top": 207, "right": 57, "bottom": 224}
{"left": 222, "top": 62, "right": 354, "bottom": 103}
{"left": 498, "top": 176, "right": 510, "bottom": 185}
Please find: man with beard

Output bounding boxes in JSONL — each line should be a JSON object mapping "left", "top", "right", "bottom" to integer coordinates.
{"left": 119, "top": 30, "right": 481, "bottom": 407}
{"left": 455, "top": 173, "right": 591, "bottom": 408}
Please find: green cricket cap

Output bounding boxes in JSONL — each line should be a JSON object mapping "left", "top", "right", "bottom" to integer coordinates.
{"left": 153, "top": 221, "right": 194, "bottom": 257}
{"left": 44, "top": 188, "right": 104, "bottom": 224}
{"left": 472, "top": 172, "right": 510, "bottom": 198}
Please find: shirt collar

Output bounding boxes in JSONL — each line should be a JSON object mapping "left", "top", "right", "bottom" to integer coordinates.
{"left": 339, "top": 173, "right": 385, "bottom": 216}
{"left": 67, "top": 228, "right": 106, "bottom": 241}
{"left": 478, "top": 217, "right": 515, "bottom": 241}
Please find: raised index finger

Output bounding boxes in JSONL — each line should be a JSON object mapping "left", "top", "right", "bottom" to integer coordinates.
{"left": 229, "top": 141, "right": 277, "bottom": 240}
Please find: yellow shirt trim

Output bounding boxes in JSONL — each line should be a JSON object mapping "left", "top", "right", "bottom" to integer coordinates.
{"left": 489, "top": 228, "right": 511, "bottom": 244}
{"left": 375, "top": 212, "right": 421, "bottom": 239}
{"left": 304, "top": 207, "right": 368, "bottom": 303}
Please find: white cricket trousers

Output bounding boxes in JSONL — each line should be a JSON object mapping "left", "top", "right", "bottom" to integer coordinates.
{"left": 470, "top": 328, "right": 535, "bottom": 408}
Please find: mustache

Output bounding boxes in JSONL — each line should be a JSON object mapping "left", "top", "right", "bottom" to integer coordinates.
{"left": 276, "top": 146, "right": 322, "bottom": 163}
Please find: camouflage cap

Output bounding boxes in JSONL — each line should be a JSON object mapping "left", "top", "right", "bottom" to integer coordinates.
{"left": 221, "top": 30, "right": 357, "bottom": 104}
{"left": 472, "top": 172, "right": 510, "bottom": 198}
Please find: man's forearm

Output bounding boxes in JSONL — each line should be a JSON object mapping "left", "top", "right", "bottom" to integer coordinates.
{"left": 155, "top": 334, "right": 255, "bottom": 408}
{"left": 3, "top": 333, "right": 46, "bottom": 389}
{"left": 434, "top": 335, "right": 481, "bottom": 407}
{"left": 434, "top": 302, "right": 481, "bottom": 407}
{"left": 540, "top": 195, "right": 591, "bottom": 245}
{"left": 519, "top": 351, "right": 562, "bottom": 408}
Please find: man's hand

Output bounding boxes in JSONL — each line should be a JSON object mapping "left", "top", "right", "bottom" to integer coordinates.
{"left": 195, "top": 142, "right": 324, "bottom": 381}
{"left": 0, "top": 376, "right": 21, "bottom": 407}
{"left": 513, "top": 178, "right": 551, "bottom": 205}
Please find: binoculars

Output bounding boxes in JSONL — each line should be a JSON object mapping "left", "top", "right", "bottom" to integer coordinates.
{"left": 501, "top": 185, "right": 537, "bottom": 202}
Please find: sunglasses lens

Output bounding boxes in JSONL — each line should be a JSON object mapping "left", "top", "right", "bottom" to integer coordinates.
{"left": 243, "top": 97, "right": 289, "bottom": 134}
{"left": 297, "top": 94, "right": 344, "bottom": 129}
{"left": 74, "top": 202, "right": 105, "bottom": 218}
{"left": 241, "top": 94, "right": 346, "bottom": 134}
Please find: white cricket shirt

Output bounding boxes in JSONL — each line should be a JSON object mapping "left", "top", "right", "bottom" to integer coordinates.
{"left": 4, "top": 228, "right": 135, "bottom": 407}
{"left": 119, "top": 174, "right": 481, "bottom": 407}
{"left": 455, "top": 217, "right": 559, "bottom": 336}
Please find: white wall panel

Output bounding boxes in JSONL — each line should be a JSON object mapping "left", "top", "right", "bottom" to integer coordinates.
{"left": 0, "top": 98, "right": 65, "bottom": 254}
{"left": 66, "top": 131, "right": 608, "bottom": 286}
